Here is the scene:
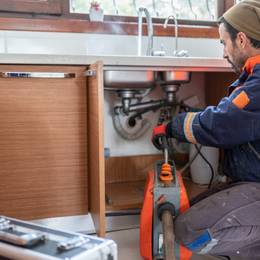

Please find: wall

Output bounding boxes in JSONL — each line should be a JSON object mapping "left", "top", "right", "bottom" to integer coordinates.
{"left": 0, "top": 30, "right": 223, "bottom": 156}
{"left": 0, "top": 30, "right": 222, "bottom": 57}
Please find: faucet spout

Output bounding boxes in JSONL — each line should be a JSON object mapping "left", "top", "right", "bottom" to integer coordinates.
{"left": 164, "top": 15, "right": 178, "bottom": 56}
{"left": 138, "top": 7, "right": 154, "bottom": 56}
{"left": 164, "top": 15, "right": 188, "bottom": 57}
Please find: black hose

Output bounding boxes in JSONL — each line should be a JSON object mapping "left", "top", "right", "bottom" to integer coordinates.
{"left": 194, "top": 144, "right": 214, "bottom": 189}
{"left": 179, "top": 144, "right": 201, "bottom": 174}
{"left": 105, "top": 209, "right": 141, "bottom": 217}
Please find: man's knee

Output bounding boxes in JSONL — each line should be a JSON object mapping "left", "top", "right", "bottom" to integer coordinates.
{"left": 174, "top": 213, "right": 189, "bottom": 244}
{"left": 174, "top": 211, "right": 212, "bottom": 253}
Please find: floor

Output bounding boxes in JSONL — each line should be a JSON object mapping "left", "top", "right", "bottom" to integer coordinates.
{"left": 107, "top": 228, "right": 142, "bottom": 260}
{"left": 102, "top": 180, "right": 245, "bottom": 260}
{"left": 106, "top": 227, "right": 244, "bottom": 260}
{"left": 106, "top": 228, "right": 219, "bottom": 260}
{"left": 104, "top": 178, "right": 245, "bottom": 260}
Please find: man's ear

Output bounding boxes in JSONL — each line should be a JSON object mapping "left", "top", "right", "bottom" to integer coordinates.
{"left": 236, "top": 32, "right": 249, "bottom": 49}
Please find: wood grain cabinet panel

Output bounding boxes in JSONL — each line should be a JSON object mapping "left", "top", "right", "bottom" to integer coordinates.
{"left": 0, "top": 65, "right": 88, "bottom": 220}
{"left": 87, "top": 61, "right": 105, "bottom": 237}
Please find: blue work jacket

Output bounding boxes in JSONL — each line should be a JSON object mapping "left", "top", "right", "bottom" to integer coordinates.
{"left": 167, "top": 55, "right": 260, "bottom": 182}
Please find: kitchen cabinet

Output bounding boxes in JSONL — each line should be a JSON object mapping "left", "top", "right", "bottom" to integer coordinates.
{"left": 91, "top": 66, "right": 236, "bottom": 236}
{"left": 0, "top": 64, "right": 88, "bottom": 220}
{"left": 205, "top": 72, "right": 237, "bottom": 106}
{"left": 0, "top": 55, "right": 236, "bottom": 238}
{"left": 0, "top": 63, "right": 106, "bottom": 237}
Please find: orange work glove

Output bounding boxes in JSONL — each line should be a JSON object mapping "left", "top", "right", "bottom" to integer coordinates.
{"left": 151, "top": 124, "right": 168, "bottom": 150}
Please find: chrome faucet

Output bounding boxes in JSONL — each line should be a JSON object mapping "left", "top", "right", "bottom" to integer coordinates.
{"left": 164, "top": 15, "right": 188, "bottom": 57}
{"left": 137, "top": 7, "right": 154, "bottom": 56}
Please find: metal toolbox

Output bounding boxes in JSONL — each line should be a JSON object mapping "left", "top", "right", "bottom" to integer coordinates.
{"left": 0, "top": 216, "right": 117, "bottom": 260}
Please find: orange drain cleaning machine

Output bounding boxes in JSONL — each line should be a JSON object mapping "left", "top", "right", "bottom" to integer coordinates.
{"left": 140, "top": 136, "right": 192, "bottom": 260}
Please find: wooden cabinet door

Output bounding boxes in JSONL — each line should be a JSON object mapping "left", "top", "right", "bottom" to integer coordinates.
{"left": 0, "top": 65, "right": 88, "bottom": 220}
{"left": 87, "top": 61, "right": 105, "bottom": 237}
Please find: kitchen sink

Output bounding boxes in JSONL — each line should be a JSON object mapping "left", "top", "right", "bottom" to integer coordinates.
{"left": 104, "top": 70, "right": 155, "bottom": 90}
{"left": 160, "top": 71, "right": 191, "bottom": 85}
{"left": 104, "top": 70, "right": 191, "bottom": 91}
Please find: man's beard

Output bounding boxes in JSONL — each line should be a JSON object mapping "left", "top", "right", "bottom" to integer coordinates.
{"left": 227, "top": 58, "right": 241, "bottom": 75}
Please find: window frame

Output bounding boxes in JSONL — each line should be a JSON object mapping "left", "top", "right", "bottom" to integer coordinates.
{"left": 0, "top": 0, "right": 62, "bottom": 15}
{"left": 0, "top": 0, "right": 235, "bottom": 38}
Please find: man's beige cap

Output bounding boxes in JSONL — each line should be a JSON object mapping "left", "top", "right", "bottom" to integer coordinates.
{"left": 223, "top": 0, "right": 260, "bottom": 41}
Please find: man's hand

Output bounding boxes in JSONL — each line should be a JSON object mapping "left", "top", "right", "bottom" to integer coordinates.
{"left": 152, "top": 124, "right": 167, "bottom": 150}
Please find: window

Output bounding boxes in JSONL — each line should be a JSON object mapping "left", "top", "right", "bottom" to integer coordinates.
{"left": 0, "top": 0, "right": 235, "bottom": 36}
{"left": 70, "top": 0, "right": 218, "bottom": 21}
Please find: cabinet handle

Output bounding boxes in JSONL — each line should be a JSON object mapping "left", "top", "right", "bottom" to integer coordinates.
{"left": 0, "top": 72, "right": 76, "bottom": 79}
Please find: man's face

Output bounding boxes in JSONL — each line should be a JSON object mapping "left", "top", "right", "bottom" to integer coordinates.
{"left": 219, "top": 23, "right": 247, "bottom": 74}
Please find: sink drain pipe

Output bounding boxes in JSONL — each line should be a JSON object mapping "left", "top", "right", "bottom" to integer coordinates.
{"left": 112, "top": 111, "right": 151, "bottom": 140}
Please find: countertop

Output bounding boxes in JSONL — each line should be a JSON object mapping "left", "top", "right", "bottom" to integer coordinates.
{"left": 0, "top": 54, "right": 232, "bottom": 72}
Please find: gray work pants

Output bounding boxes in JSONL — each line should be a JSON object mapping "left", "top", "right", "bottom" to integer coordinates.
{"left": 174, "top": 182, "right": 260, "bottom": 259}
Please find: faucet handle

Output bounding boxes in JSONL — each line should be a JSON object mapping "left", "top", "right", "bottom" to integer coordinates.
{"left": 174, "top": 50, "right": 189, "bottom": 57}
{"left": 153, "top": 44, "right": 166, "bottom": 56}
{"left": 153, "top": 50, "right": 166, "bottom": 56}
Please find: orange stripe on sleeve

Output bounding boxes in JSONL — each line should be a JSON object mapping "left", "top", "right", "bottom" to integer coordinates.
{"left": 184, "top": 112, "right": 197, "bottom": 144}
{"left": 232, "top": 91, "right": 250, "bottom": 109}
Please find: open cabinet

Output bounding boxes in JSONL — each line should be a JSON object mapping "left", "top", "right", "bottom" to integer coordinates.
{"left": 0, "top": 62, "right": 106, "bottom": 237}
{"left": 0, "top": 61, "right": 236, "bottom": 238}
{"left": 0, "top": 65, "right": 88, "bottom": 219}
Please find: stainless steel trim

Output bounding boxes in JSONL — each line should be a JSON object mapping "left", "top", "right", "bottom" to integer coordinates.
{"left": 0, "top": 218, "right": 11, "bottom": 231}
{"left": 0, "top": 72, "right": 76, "bottom": 79}
{"left": 0, "top": 231, "right": 46, "bottom": 247}
{"left": 85, "top": 69, "right": 97, "bottom": 77}
{"left": 57, "top": 236, "right": 89, "bottom": 251}
{"left": 137, "top": 7, "right": 154, "bottom": 56}
{"left": 103, "top": 65, "right": 231, "bottom": 72}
